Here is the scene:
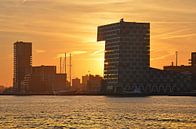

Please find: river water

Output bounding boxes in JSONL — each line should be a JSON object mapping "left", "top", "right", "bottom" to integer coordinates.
{"left": 0, "top": 96, "right": 196, "bottom": 129}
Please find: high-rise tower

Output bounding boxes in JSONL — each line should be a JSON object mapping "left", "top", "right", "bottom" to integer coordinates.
{"left": 97, "top": 19, "right": 150, "bottom": 93}
{"left": 13, "top": 41, "right": 32, "bottom": 93}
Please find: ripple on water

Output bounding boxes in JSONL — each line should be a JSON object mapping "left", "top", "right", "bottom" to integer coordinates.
{"left": 0, "top": 96, "right": 196, "bottom": 128}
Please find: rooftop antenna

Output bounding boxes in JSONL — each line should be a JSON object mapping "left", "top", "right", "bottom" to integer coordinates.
{"left": 171, "top": 61, "right": 174, "bottom": 66}
{"left": 176, "top": 51, "right": 178, "bottom": 66}
{"left": 120, "top": 18, "right": 124, "bottom": 22}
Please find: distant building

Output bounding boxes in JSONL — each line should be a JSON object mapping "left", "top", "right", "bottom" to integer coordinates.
{"left": 29, "top": 65, "right": 66, "bottom": 94}
{"left": 81, "top": 74, "right": 103, "bottom": 92}
{"left": 13, "top": 41, "right": 32, "bottom": 94}
{"left": 164, "top": 65, "right": 192, "bottom": 74}
{"left": 82, "top": 75, "right": 89, "bottom": 88}
{"left": 192, "top": 52, "right": 196, "bottom": 67}
{"left": 55, "top": 74, "right": 67, "bottom": 91}
{"left": 12, "top": 42, "right": 67, "bottom": 94}
{"left": 1, "top": 87, "right": 13, "bottom": 95}
{"left": 72, "top": 78, "right": 81, "bottom": 90}
{"left": 97, "top": 19, "right": 191, "bottom": 94}
{"left": 0, "top": 85, "right": 5, "bottom": 93}
{"left": 86, "top": 75, "right": 103, "bottom": 93}
{"left": 164, "top": 52, "right": 196, "bottom": 90}
{"left": 145, "top": 68, "right": 191, "bottom": 94}
{"left": 192, "top": 52, "right": 196, "bottom": 90}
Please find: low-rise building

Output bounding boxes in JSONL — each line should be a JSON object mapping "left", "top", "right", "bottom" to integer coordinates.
{"left": 72, "top": 78, "right": 81, "bottom": 91}
{"left": 0, "top": 85, "right": 5, "bottom": 93}
{"left": 82, "top": 75, "right": 89, "bottom": 88}
{"left": 86, "top": 75, "right": 103, "bottom": 93}
{"left": 164, "top": 52, "right": 196, "bottom": 90}
{"left": 26, "top": 65, "right": 67, "bottom": 94}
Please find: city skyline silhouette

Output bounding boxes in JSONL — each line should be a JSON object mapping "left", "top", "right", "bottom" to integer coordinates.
{"left": 0, "top": 0, "right": 196, "bottom": 87}
{"left": 0, "top": 1, "right": 196, "bottom": 129}
{"left": 1, "top": 19, "right": 194, "bottom": 95}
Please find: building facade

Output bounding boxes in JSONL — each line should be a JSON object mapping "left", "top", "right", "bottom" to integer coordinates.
{"left": 82, "top": 75, "right": 89, "bottom": 88}
{"left": 97, "top": 19, "right": 191, "bottom": 94}
{"left": 72, "top": 78, "right": 81, "bottom": 91}
{"left": 97, "top": 19, "right": 150, "bottom": 93}
{"left": 30, "top": 66, "right": 67, "bottom": 94}
{"left": 13, "top": 41, "right": 32, "bottom": 94}
{"left": 164, "top": 52, "right": 196, "bottom": 90}
{"left": 0, "top": 86, "right": 5, "bottom": 94}
{"left": 86, "top": 75, "right": 103, "bottom": 92}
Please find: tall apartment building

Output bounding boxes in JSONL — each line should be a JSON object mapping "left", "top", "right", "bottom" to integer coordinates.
{"left": 97, "top": 19, "right": 191, "bottom": 94}
{"left": 13, "top": 41, "right": 32, "bottom": 94}
{"left": 97, "top": 19, "right": 150, "bottom": 93}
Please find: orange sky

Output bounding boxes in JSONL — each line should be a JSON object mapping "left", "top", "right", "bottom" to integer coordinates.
{"left": 0, "top": 0, "right": 196, "bottom": 86}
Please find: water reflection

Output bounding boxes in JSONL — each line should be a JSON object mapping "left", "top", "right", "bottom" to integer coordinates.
{"left": 0, "top": 96, "right": 196, "bottom": 128}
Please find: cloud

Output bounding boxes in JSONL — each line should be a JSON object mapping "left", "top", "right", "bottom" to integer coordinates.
{"left": 152, "top": 21, "right": 196, "bottom": 24}
{"left": 153, "top": 27, "right": 196, "bottom": 40}
{"left": 22, "top": 0, "right": 52, "bottom": 4}
{"left": 154, "top": 28, "right": 190, "bottom": 37}
{"left": 56, "top": 51, "right": 88, "bottom": 58}
{"left": 161, "top": 33, "right": 196, "bottom": 40}
{"left": 72, "top": 50, "right": 88, "bottom": 55}
{"left": 151, "top": 50, "right": 174, "bottom": 61}
{"left": 91, "top": 50, "right": 104, "bottom": 56}
{"left": 151, "top": 54, "right": 174, "bottom": 61}
{"left": 35, "top": 49, "right": 46, "bottom": 53}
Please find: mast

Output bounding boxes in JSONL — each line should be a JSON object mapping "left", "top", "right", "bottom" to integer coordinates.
{"left": 70, "top": 53, "right": 72, "bottom": 86}
{"left": 64, "top": 53, "right": 66, "bottom": 74}
{"left": 176, "top": 51, "right": 178, "bottom": 66}
{"left": 60, "top": 57, "right": 62, "bottom": 73}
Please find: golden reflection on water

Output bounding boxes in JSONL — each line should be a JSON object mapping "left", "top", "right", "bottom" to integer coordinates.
{"left": 0, "top": 96, "right": 196, "bottom": 128}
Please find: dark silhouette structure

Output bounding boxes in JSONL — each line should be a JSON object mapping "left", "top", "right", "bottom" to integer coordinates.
{"left": 97, "top": 19, "right": 191, "bottom": 94}
{"left": 164, "top": 52, "right": 196, "bottom": 90}
{"left": 72, "top": 78, "right": 81, "bottom": 91}
{"left": 192, "top": 52, "right": 196, "bottom": 67}
{"left": 97, "top": 19, "right": 150, "bottom": 93}
{"left": 86, "top": 75, "right": 103, "bottom": 93}
{"left": 82, "top": 75, "right": 89, "bottom": 88}
{"left": 13, "top": 41, "right": 32, "bottom": 94}
{"left": 13, "top": 41, "right": 66, "bottom": 94}
{"left": 29, "top": 66, "right": 66, "bottom": 94}
{"left": 71, "top": 75, "right": 103, "bottom": 93}
{"left": 0, "top": 86, "right": 5, "bottom": 94}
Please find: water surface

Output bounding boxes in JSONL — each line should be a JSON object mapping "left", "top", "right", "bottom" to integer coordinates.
{"left": 0, "top": 96, "right": 196, "bottom": 128}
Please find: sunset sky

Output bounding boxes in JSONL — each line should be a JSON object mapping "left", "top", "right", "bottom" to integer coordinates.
{"left": 0, "top": 0, "right": 196, "bottom": 86}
